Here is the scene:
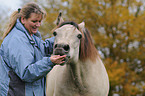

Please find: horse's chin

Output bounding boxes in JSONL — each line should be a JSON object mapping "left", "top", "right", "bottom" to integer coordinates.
{"left": 60, "top": 55, "right": 70, "bottom": 66}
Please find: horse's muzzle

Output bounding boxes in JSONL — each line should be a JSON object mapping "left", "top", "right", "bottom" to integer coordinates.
{"left": 53, "top": 44, "right": 70, "bottom": 55}
{"left": 53, "top": 44, "right": 70, "bottom": 65}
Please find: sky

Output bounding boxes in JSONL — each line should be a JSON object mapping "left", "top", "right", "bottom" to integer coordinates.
{"left": 0, "top": 0, "right": 145, "bottom": 12}
{"left": 0, "top": 0, "right": 21, "bottom": 14}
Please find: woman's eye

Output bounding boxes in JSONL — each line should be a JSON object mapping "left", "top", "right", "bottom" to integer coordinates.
{"left": 53, "top": 31, "right": 57, "bottom": 36}
{"left": 32, "top": 21, "right": 37, "bottom": 23}
{"left": 77, "top": 34, "right": 82, "bottom": 39}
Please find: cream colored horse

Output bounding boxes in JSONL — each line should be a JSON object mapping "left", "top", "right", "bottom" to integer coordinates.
{"left": 46, "top": 13, "right": 109, "bottom": 96}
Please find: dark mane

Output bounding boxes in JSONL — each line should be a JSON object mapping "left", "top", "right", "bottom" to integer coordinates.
{"left": 79, "top": 28, "right": 98, "bottom": 62}
{"left": 58, "top": 21, "right": 79, "bottom": 30}
{"left": 57, "top": 21, "right": 98, "bottom": 62}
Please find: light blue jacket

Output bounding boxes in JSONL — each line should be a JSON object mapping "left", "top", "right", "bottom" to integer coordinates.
{"left": 0, "top": 19, "right": 55, "bottom": 96}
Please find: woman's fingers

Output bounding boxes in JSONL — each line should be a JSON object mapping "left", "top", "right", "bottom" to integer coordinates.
{"left": 50, "top": 55, "right": 67, "bottom": 65}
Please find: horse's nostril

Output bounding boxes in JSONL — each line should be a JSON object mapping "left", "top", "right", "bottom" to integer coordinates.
{"left": 63, "top": 44, "right": 70, "bottom": 51}
{"left": 54, "top": 44, "right": 58, "bottom": 48}
{"left": 54, "top": 44, "right": 69, "bottom": 51}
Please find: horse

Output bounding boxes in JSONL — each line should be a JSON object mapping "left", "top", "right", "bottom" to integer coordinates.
{"left": 46, "top": 13, "right": 109, "bottom": 96}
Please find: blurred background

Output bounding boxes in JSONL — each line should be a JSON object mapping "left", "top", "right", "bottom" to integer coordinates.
{"left": 0, "top": 0, "right": 145, "bottom": 96}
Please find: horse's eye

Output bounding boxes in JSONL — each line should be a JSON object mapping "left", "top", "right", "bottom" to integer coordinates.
{"left": 53, "top": 31, "right": 57, "bottom": 36}
{"left": 77, "top": 34, "right": 82, "bottom": 39}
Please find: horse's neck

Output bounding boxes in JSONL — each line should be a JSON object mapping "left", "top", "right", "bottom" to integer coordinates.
{"left": 66, "top": 59, "right": 95, "bottom": 93}
{"left": 58, "top": 57, "right": 109, "bottom": 95}
{"left": 67, "top": 56, "right": 104, "bottom": 84}
{"left": 69, "top": 61, "right": 86, "bottom": 82}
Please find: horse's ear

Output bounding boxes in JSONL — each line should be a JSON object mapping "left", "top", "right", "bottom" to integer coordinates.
{"left": 78, "top": 22, "right": 85, "bottom": 31}
{"left": 56, "top": 12, "right": 64, "bottom": 25}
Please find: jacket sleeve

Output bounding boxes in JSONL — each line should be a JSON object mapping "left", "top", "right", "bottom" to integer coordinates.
{"left": 4, "top": 36, "right": 55, "bottom": 83}
{"left": 44, "top": 37, "right": 55, "bottom": 56}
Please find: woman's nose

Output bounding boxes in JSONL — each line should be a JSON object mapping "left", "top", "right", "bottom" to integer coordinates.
{"left": 36, "top": 22, "right": 41, "bottom": 27}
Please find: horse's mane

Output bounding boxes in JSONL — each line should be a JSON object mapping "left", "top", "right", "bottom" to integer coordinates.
{"left": 57, "top": 21, "right": 98, "bottom": 62}
{"left": 79, "top": 27, "right": 98, "bottom": 62}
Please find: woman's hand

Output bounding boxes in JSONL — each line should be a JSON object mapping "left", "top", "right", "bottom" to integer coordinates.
{"left": 50, "top": 55, "right": 67, "bottom": 65}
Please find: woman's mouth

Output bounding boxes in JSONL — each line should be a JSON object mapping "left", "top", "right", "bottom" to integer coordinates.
{"left": 32, "top": 27, "right": 38, "bottom": 32}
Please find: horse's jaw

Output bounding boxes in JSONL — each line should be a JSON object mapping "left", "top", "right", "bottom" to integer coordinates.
{"left": 60, "top": 56, "right": 79, "bottom": 66}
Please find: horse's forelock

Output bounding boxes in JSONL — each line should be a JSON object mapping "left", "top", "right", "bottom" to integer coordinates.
{"left": 58, "top": 21, "right": 79, "bottom": 30}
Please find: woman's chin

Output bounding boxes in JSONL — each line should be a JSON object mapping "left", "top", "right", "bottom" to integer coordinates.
{"left": 32, "top": 31, "right": 37, "bottom": 34}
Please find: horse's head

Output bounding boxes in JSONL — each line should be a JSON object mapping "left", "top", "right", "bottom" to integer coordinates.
{"left": 52, "top": 13, "right": 85, "bottom": 64}
{"left": 52, "top": 12, "right": 98, "bottom": 65}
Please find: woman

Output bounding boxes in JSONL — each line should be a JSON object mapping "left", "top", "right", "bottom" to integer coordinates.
{"left": 0, "top": 2, "right": 66, "bottom": 96}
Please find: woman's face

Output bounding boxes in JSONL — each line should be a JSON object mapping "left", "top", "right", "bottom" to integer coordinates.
{"left": 21, "top": 13, "right": 42, "bottom": 36}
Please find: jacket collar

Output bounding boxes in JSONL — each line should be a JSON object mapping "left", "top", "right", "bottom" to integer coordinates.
{"left": 15, "top": 19, "right": 41, "bottom": 45}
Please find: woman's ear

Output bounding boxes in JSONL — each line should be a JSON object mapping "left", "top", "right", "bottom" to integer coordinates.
{"left": 21, "top": 16, "right": 25, "bottom": 25}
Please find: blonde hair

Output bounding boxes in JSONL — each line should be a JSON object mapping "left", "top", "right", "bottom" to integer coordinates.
{"left": 3, "top": 2, "right": 46, "bottom": 39}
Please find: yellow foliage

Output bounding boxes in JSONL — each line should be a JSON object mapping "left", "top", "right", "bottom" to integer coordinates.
{"left": 105, "top": 58, "right": 126, "bottom": 85}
